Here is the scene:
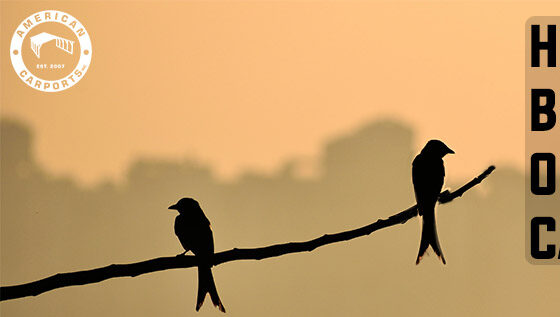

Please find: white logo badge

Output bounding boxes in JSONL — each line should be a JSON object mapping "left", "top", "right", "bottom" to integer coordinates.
{"left": 10, "top": 10, "right": 92, "bottom": 92}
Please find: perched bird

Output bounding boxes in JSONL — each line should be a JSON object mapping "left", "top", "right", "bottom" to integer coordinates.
{"left": 413, "top": 140, "right": 454, "bottom": 265}
{"left": 168, "top": 198, "right": 226, "bottom": 312}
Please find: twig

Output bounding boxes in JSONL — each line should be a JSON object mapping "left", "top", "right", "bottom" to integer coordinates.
{"left": 0, "top": 165, "right": 495, "bottom": 301}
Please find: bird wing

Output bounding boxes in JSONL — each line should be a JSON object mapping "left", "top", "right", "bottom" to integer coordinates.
{"left": 174, "top": 214, "right": 215, "bottom": 258}
{"left": 412, "top": 155, "right": 445, "bottom": 208}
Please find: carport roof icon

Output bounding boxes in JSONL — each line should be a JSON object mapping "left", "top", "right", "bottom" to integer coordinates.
{"left": 30, "top": 32, "right": 74, "bottom": 58}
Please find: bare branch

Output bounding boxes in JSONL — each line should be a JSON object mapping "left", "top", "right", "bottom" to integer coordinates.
{"left": 0, "top": 165, "right": 495, "bottom": 302}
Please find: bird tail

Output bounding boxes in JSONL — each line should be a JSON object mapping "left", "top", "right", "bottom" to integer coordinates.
{"left": 196, "top": 265, "right": 226, "bottom": 313}
{"left": 415, "top": 209, "right": 446, "bottom": 265}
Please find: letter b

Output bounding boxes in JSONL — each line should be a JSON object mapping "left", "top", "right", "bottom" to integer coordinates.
{"left": 531, "top": 89, "right": 556, "bottom": 131}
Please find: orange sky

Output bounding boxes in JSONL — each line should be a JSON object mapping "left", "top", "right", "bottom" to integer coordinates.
{"left": 2, "top": 1, "right": 557, "bottom": 185}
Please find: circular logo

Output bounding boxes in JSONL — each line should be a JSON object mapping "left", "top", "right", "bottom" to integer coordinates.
{"left": 10, "top": 10, "right": 92, "bottom": 92}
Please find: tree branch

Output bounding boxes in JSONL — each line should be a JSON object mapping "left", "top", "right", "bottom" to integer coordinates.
{"left": 0, "top": 165, "right": 495, "bottom": 302}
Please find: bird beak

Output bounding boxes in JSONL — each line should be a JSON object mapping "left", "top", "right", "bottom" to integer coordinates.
{"left": 447, "top": 147, "right": 455, "bottom": 155}
{"left": 168, "top": 204, "right": 178, "bottom": 210}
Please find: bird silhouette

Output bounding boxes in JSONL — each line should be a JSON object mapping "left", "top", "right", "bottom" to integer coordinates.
{"left": 413, "top": 140, "right": 454, "bottom": 265}
{"left": 168, "top": 198, "right": 226, "bottom": 312}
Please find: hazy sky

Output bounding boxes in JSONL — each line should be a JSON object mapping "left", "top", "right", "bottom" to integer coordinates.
{"left": 2, "top": 1, "right": 557, "bottom": 185}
